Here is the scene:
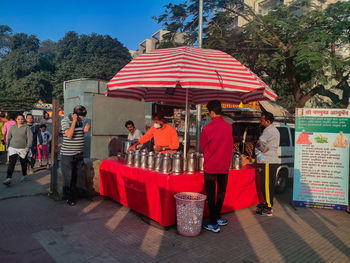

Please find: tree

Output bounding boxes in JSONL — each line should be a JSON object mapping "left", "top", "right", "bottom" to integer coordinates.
{"left": 0, "top": 33, "right": 55, "bottom": 109}
{"left": 313, "top": 1, "right": 350, "bottom": 108}
{"left": 155, "top": 0, "right": 350, "bottom": 110}
{"left": 53, "top": 31, "right": 131, "bottom": 101}
{"left": 240, "top": 0, "right": 350, "bottom": 109}
{"left": 0, "top": 25, "right": 12, "bottom": 58}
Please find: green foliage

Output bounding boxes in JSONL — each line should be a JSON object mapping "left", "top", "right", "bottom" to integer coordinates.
{"left": 0, "top": 28, "right": 131, "bottom": 110}
{"left": 52, "top": 32, "right": 131, "bottom": 101}
{"left": 0, "top": 25, "right": 12, "bottom": 58}
{"left": 156, "top": 0, "right": 350, "bottom": 110}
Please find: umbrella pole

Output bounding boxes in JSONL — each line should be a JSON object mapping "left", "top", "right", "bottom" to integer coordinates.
{"left": 195, "top": 0, "right": 204, "bottom": 152}
{"left": 184, "top": 89, "right": 189, "bottom": 159}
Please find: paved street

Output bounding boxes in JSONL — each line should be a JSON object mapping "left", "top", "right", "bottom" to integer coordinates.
{"left": 0, "top": 165, "right": 350, "bottom": 263}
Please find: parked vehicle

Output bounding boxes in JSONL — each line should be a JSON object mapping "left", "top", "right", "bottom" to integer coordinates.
{"left": 274, "top": 122, "right": 295, "bottom": 193}
{"left": 224, "top": 109, "right": 295, "bottom": 193}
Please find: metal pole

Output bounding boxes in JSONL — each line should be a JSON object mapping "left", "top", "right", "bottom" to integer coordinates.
{"left": 184, "top": 89, "right": 189, "bottom": 159}
{"left": 50, "top": 98, "right": 60, "bottom": 200}
{"left": 196, "top": 0, "right": 204, "bottom": 152}
{"left": 198, "top": 0, "right": 203, "bottom": 48}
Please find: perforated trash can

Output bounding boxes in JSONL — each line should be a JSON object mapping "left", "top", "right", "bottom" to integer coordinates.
{"left": 174, "top": 192, "right": 206, "bottom": 237}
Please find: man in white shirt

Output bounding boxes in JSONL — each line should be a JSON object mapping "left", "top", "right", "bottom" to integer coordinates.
{"left": 255, "top": 111, "right": 280, "bottom": 217}
{"left": 125, "top": 120, "right": 143, "bottom": 141}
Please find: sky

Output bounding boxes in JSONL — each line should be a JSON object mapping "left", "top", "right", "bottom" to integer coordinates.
{"left": 0, "top": 0, "right": 184, "bottom": 51}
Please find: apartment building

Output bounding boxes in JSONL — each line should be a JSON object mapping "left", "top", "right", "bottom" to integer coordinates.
{"left": 129, "top": 29, "right": 186, "bottom": 59}
{"left": 234, "top": 0, "right": 339, "bottom": 27}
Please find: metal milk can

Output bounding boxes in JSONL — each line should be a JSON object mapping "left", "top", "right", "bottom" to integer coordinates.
{"left": 154, "top": 152, "right": 164, "bottom": 172}
{"left": 147, "top": 151, "right": 155, "bottom": 170}
{"left": 134, "top": 150, "right": 141, "bottom": 168}
{"left": 231, "top": 152, "right": 242, "bottom": 170}
{"left": 162, "top": 153, "right": 172, "bottom": 174}
{"left": 140, "top": 149, "right": 148, "bottom": 169}
{"left": 126, "top": 150, "right": 134, "bottom": 166}
{"left": 172, "top": 152, "right": 183, "bottom": 175}
{"left": 198, "top": 152, "right": 204, "bottom": 172}
{"left": 186, "top": 152, "right": 197, "bottom": 174}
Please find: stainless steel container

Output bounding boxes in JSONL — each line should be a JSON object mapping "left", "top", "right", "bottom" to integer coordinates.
{"left": 198, "top": 152, "right": 204, "bottom": 172}
{"left": 162, "top": 153, "right": 172, "bottom": 174}
{"left": 172, "top": 152, "right": 183, "bottom": 175}
{"left": 186, "top": 152, "right": 197, "bottom": 174}
{"left": 134, "top": 150, "right": 141, "bottom": 168}
{"left": 154, "top": 153, "right": 163, "bottom": 172}
{"left": 147, "top": 151, "right": 155, "bottom": 170}
{"left": 140, "top": 149, "right": 148, "bottom": 169}
{"left": 122, "top": 140, "right": 136, "bottom": 153}
{"left": 231, "top": 153, "right": 242, "bottom": 170}
{"left": 194, "top": 152, "right": 201, "bottom": 171}
{"left": 126, "top": 150, "right": 134, "bottom": 166}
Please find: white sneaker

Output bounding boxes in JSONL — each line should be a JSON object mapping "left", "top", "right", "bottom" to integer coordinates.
{"left": 3, "top": 178, "right": 11, "bottom": 186}
{"left": 20, "top": 176, "right": 27, "bottom": 182}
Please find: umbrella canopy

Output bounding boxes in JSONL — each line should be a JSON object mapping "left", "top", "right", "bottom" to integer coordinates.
{"left": 107, "top": 46, "right": 277, "bottom": 104}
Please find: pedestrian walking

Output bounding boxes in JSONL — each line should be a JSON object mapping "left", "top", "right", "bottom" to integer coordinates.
{"left": 61, "top": 105, "right": 90, "bottom": 206}
{"left": 3, "top": 113, "right": 16, "bottom": 147}
{"left": 0, "top": 118, "right": 5, "bottom": 164}
{"left": 40, "top": 111, "right": 52, "bottom": 153}
{"left": 3, "top": 114, "right": 33, "bottom": 186}
{"left": 200, "top": 100, "right": 233, "bottom": 233}
{"left": 2, "top": 113, "right": 16, "bottom": 164}
{"left": 37, "top": 124, "right": 51, "bottom": 167}
{"left": 25, "top": 113, "right": 41, "bottom": 172}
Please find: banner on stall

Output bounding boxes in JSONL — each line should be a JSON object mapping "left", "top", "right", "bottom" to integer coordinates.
{"left": 293, "top": 108, "right": 350, "bottom": 210}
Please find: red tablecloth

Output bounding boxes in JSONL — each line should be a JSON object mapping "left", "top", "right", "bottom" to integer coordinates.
{"left": 100, "top": 159, "right": 263, "bottom": 226}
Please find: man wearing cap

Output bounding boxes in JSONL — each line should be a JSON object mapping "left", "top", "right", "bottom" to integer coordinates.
{"left": 60, "top": 105, "right": 90, "bottom": 206}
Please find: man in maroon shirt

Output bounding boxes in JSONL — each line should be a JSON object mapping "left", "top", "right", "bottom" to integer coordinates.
{"left": 200, "top": 100, "right": 233, "bottom": 233}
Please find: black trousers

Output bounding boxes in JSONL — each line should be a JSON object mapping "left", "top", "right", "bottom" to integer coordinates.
{"left": 61, "top": 153, "right": 87, "bottom": 201}
{"left": 28, "top": 146, "right": 37, "bottom": 168}
{"left": 204, "top": 172, "right": 229, "bottom": 225}
{"left": 256, "top": 163, "right": 278, "bottom": 209}
{"left": 7, "top": 154, "right": 27, "bottom": 178}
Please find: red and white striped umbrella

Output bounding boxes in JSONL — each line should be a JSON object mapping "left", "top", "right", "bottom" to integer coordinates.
{"left": 107, "top": 46, "right": 277, "bottom": 104}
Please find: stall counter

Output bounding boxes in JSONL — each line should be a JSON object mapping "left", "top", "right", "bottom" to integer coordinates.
{"left": 99, "top": 159, "right": 263, "bottom": 227}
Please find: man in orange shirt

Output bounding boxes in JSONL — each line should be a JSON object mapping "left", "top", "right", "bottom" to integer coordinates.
{"left": 128, "top": 112, "right": 179, "bottom": 153}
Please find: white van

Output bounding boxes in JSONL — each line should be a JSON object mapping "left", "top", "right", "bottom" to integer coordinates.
{"left": 274, "top": 122, "right": 295, "bottom": 193}
{"left": 225, "top": 112, "right": 295, "bottom": 194}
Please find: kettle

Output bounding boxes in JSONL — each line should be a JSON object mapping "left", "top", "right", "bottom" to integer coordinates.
{"left": 126, "top": 150, "right": 134, "bottom": 166}
{"left": 147, "top": 151, "right": 155, "bottom": 170}
{"left": 231, "top": 152, "right": 242, "bottom": 170}
{"left": 172, "top": 152, "right": 183, "bottom": 175}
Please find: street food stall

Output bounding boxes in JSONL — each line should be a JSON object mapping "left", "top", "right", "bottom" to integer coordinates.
{"left": 100, "top": 46, "right": 277, "bottom": 226}
{"left": 100, "top": 158, "right": 263, "bottom": 226}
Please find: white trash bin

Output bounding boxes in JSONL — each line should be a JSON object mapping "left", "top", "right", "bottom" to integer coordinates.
{"left": 174, "top": 192, "right": 206, "bottom": 237}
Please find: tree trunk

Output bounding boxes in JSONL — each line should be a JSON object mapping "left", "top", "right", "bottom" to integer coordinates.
{"left": 285, "top": 55, "right": 301, "bottom": 107}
